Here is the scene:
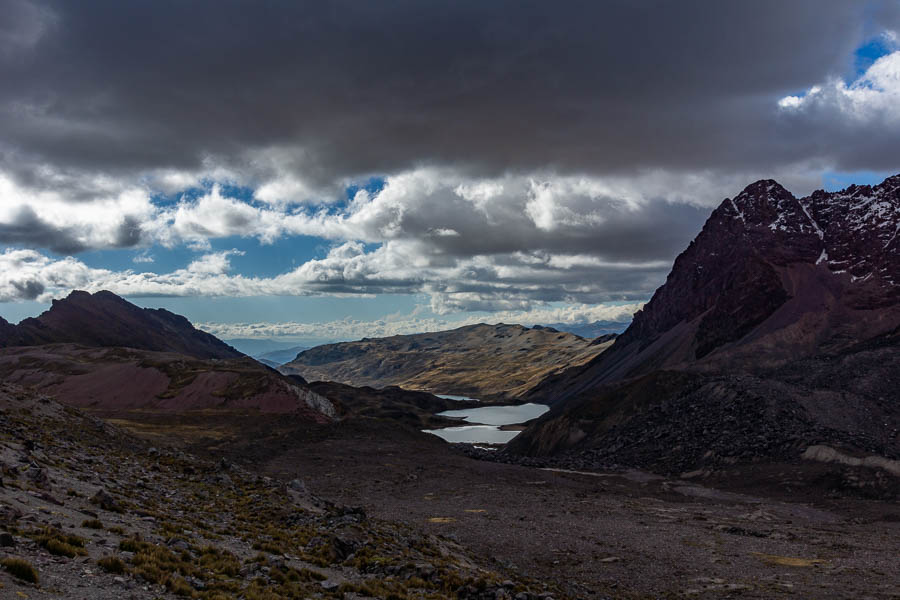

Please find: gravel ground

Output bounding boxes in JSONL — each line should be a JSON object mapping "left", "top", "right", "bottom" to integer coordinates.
{"left": 254, "top": 420, "right": 900, "bottom": 600}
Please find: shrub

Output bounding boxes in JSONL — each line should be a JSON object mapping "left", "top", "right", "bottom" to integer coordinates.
{"left": 43, "top": 537, "right": 87, "bottom": 558}
{"left": 82, "top": 519, "right": 104, "bottom": 529}
{"left": 97, "top": 556, "right": 127, "bottom": 574}
{"left": 1, "top": 558, "right": 39, "bottom": 584}
{"left": 167, "top": 576, "right": 194, "bottom": 597}
{"left": 31, "top": 527, "right": 88, "bottom": 557}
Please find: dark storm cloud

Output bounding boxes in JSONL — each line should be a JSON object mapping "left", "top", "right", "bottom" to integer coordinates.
{"left": 0, "top": 205, "right": 87, "bottom": 253}
{"left": 0, "top": 0, "right": 895, "bottom": 186}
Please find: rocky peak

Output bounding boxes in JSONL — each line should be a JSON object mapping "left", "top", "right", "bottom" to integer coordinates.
{"left": 0, "top": 290, "right": 243, "bottom": 359}
{"left": 553, "top": 173, "right": 900, "bottom": 392}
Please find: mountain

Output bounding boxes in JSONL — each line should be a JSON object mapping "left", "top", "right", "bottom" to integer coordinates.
{"left": 256, "top": 345, "right": 309, "bottom": 365}
{"left": 540, "top": 321, "right": 631, "bottom": 338}
{"left": 281, "top": 323, "right": 613, "bottom": 400}
{"left": 223, "top": 338, "right": 308, "bottom": 359}
{"left": 0, "top": 344, "right": 336, "bottom": 419}
{"left": 0, "top": 290, "right": 242, "bottom": 359}
{"left": 0, "top": 290, "right": 338, "bottom": 419}
{"left": 508, "top": 176, "right": 900, "bottom": 474}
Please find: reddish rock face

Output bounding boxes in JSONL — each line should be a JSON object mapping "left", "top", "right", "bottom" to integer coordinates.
{"left": 0, "top": 290, "right": 242, "bottom": 360}
{"left": 525, "top": 174, "right": 900, "bottom": 405}
{"left": 511, "top": 175, "right": 900, "bottom": 469}
{"left": 0, "top": 344, "right": 335, "bottom": 420}
{"left": 626, "top": 175, "right": 899, "bottom": 356}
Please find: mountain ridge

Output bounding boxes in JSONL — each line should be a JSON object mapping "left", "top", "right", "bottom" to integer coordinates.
{"left": 509, "top": 175, "right": 900, "bottom": 473}
{"left": 281, "top": 322, "right": 612, "bottom": 400}
{"left": 0, "top": 290, "right": 242, "bottom": 360}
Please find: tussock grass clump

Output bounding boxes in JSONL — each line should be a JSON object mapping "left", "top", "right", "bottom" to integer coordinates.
{"left": 132, "top": 543, "right": 194, "bottom": 583}
{"left": 338, "top": 580, "right": 410, "bottom": 600}
{"left": 167, "top": 576, "right": 194, "bottom": 596}
{"left": 96, "top": 556, "right": 127, "bottom": 574}
{"left": 1, "top": 557, "right": 39, "bottom": 584}
{"left": 31, "top": 527, "right": 88, "bottom": 558}
{"left": 251, "top": 540, "right": 284, "bottom": 555}
{"left": 199, "top": 545, "right": 241, "bottom": 577}
{"left": 44, "top": 537, "right": 85, "bottom": 557}
{"left": 82, "top": 518, "right": 104, "bottom": 529}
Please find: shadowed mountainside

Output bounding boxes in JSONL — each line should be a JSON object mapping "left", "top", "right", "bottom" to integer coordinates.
{"left": 281, "top": 323, "right": 613, "bottom": 400}
{"left": 509, "top": 175, "right": 900, "bottom": 475}
{"left": 0, "top": 290, "right": 242, "bottom": 360}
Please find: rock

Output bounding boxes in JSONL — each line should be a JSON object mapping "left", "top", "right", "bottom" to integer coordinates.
{"left": 39, "top": 491, "right": 63, "bottom": 506}
{"left": 24, "top": 465, "right": 50, "bottom": 487}
{"left": 0, "top": 504, "right": 23, "bottom": 524}
{"left": 168, "top": 538, "right": 191, "bottom": 552}
{"left": 90, "top": 488, "right": 123, "bottom": 512}
{"left": 320, "top": 579, "right": 340, "bottom": 590}
{"left": 289, "top": 478, "right": 307, "bottom": 493}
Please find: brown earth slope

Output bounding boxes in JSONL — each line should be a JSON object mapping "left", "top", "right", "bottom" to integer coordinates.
{"left": 0, "top": 344, "right": 336, "bottom": 420}
{"left": 281, "top": 323, "right": 613, "bottom": 400}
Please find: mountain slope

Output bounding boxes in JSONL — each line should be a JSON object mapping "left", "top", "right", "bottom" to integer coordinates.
{"left": 509, "top": 175, "right": 900, "bottom": 472}
{"left": 0, "top": 290, "right": 241, "bottom": 360}
{"left": 0, "top": 383, "right": 553, "bottom": 599}
{"left": 281, "top": 323, "right": 612, "bottom": 400}
{"left": 524, "top": 176, "right": 900, "bottom": 405}
{"left": 0, "top": 344, "right": 336, "bottom": 419}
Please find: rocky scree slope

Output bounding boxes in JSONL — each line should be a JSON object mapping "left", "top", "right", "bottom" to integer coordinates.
{"left": 281, "top": 323, "right": 611, "bottom": 400}
{"left": 0, "top": 383, "right": 560, "bottom": 599}
{"left": 509, "top": 176, "right": 900, "bottom": 477}
{"left": 0, "top": 290, "right": 241, "bottom": 360}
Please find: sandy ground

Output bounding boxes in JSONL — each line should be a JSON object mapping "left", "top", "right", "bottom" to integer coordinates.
{"left": 251, "top": 421, "right": 900, "bottom": 600}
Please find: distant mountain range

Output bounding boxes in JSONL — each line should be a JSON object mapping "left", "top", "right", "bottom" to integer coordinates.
{"left": 256, "top": 345, "right": 310, "bottom": 365}
{"left": 223, "top": 338, "right": 309, "bottom": 362}
{"left": 538, "top": 320, "right": 631, "bottom": 339}
{"left": 508, "top": 175, "right": 900, "bottom": 474}
{"left": 281, "top": 323, "right": 614, "bottom": 400}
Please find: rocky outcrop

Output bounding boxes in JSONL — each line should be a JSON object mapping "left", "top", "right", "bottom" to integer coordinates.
{"left": 0, "top": 290, "right": 241, "bottom": 360}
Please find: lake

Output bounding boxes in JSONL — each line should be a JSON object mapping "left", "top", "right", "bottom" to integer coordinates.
{"left": 435, "top": 394, "right": 480, "bottom": 402}
{"left": 425, "top": 402, "right": 549, "bottom": 444}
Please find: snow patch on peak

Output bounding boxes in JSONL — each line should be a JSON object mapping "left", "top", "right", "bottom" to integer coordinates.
{"left": 728, "top": 198, "right": 746, "bottom": 224}
{"left": 799, "top": 202, "right": 824, "bottom": 240}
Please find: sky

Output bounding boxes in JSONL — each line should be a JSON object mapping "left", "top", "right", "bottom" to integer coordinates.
{"left": 1, "top": 1, "right": 899, "bottom": 344}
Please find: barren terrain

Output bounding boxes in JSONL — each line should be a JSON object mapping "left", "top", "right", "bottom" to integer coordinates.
{"left": 103, "top": 412, "right": 900, "bottom": 600}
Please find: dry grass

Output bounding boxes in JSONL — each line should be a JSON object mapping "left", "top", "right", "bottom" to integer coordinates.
{"left": 96, "top": 556, "right": 128, "bottom": 574}
{"left": 1, "top": 557, "right": 39, "bottom": 584}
